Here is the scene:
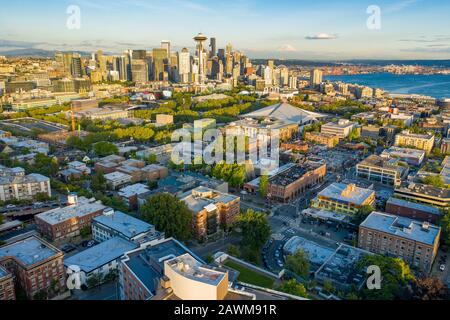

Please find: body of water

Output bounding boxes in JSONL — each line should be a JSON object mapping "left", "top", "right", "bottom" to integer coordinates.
{"left": 324, "top": 73, "right": 450, "bottom": 99}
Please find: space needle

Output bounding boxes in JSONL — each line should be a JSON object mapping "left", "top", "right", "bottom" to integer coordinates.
{"left": 194, "top": 33, "right": 208, "bottom": 84}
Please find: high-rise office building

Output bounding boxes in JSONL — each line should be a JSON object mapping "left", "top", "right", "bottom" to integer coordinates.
{"left": 132, "top": 50, "right": 147, "bottom": 60}
{"left": 117, "top": 55, "right": 129, "bottom": 81}
{"left": 209, "top": 37, "right": 217, "bottom": 58}
{"left": 152, "top": 48, "right": 168, "bottom": 81}
{"left": 161, "top": 40, "right": 171, "bottom": 56}
{"left": 178, "top": 48, "right": 191, "bottom": 83}
{"left": 71, "top": 54, "right": 83, "bottom": 78}
{"left": 131, "top": 59, "right": 148, "bottom": 83}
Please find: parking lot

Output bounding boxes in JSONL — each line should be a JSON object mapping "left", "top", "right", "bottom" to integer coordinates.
{"left": 431, "top": 249, "right": 450, "bottom": 286}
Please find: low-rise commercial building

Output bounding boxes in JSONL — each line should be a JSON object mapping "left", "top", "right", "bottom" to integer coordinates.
{"left": 312, "top": 183, "right": 375, "bottom": 216}
{"left": 394, "top": 130, "right": 435, "bottom": 154}
{"left": 226, "top": 118, "right": 299, "bottom": 143}
{"left": 179, "top": 187, "right": 240, "bottom": 241}
{"left": 321, "top": 119, "right": 357, "bottom": 139}
{"left": 35, "top": 194, "right": 107, "bottom": 242}
{"left": 394, "top": 182, "right": 450, "bottom": 209}
{"left": 356, "top": 155, "right": 408, "bottom": 187}
{"left": 268, "top": 159, "right": 327, "bottom": 203}
{"left": 358, "top": 212, "right": 441, "bottom": 273}
{"left": 385, "top": 197, "right": 442, "bottom": 224}
{"left": 0, "top": 236, "right": 65, "bottom": 299}
{"left": 381, "top": 147, "right": 426, "bottom": 166}
{"left": 304, "top": 132, "right": 339, "bottom": 148}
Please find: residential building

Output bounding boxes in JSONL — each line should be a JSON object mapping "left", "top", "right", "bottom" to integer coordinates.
{"left": 0, "top": 173, "right": 51, "bottom": 202}
{"left": 310, "top": 69, "right": 323, "bottom": 88}
{"left": 304, "top": 132, "right": 339, "bottom": 148}
{"left": 356, "top": 155, "right": 408, "bottom": 187}
{"left": 64, "top": 237, "right": 138, "bottom": 287}
{"left": 441, "top": 138, "right": 450, "bottom": 155}
{"left": 312, "top": 183, "right": 375, "bottom": 216}
{"left": 268, "top": 159, "right": 327, "bottom": 203}
{"left": 104, "top": 171, "right": 133, "bottom": 190}
{"left": 0, "top": 236, "right": 65, "bottom": 299}
{"left": 321, "top": 119, "right": 357, "bottom": 139}
{"left": 0, "top": 266, "right": 15, "bottom": 300}
{"left": 358, "top": 212, "right": 441, "bottom": 273}
{"left": 118, "top": 183, "right": 151, "bottom": 210}
{"left": 394, "top": 130, "right": 435, "bottom": 154}
{"left": 35, "top": 194, "right": 107, "bottom": 241}
{"left": 394, "top": 182, "right": 450, "bottom": 209}
{"left": 385, "top": 197, "right": 442, "bottom": 224}
{"left": 381, "top": 147, "right": 426, "bottom": 166}
{"left": 179, "top": 187, "right": 240, "bottom": 241}
{"left": 92, "top": 209, "right": 162, "bottom": 243}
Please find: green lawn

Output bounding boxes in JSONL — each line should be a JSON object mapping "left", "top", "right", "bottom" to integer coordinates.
{"left": 224, "top": 260, "right": 275, "bottom": 289}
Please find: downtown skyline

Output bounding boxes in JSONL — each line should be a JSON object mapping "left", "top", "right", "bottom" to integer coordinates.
{"left": 1, "top": 0, "right": 450, "bottom": 60}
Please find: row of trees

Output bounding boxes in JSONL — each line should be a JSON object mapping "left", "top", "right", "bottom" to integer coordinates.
{"left": 211, "top": 162, "right": 246, "bottom": 189}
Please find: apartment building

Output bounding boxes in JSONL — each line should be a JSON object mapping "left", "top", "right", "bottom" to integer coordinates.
{"left": 92, "top": 209, "right": 162, "bottom": 244}
{"left": 321, "top": 119, "right": 357, "bottom": 139}
{"left": 312, "top": 183, "right": 375, "bottom": 216}
{"left": 104, "top": 171, "right": 133, "bottom": 190}
{"left": 179, "top": 187, "right": 240, "bottom": 241}
{"left": 268, "top": 159, "right": 327, "bottom": 203}
{"left": 356, "top": 155, "right": 408, "bottom": 187}
{"left": 0, "top": 236, "right": 66, "bottom": 300}
{"left": 118, "top": 183, "right": 151, "bottom": 210}
{"left": 358, "top": 212, "right": 441, "bottom": 273}
{"left": 304, "top": 132, "right": 339, "bottom": 148}
{"left": 394, "top": 182, "right": 450, "bottom": 209}
{"left": 35, "top": 194, "right": 107, "bottom": 242}
{"left": 394, "top": 130, "right": 435, "bottom": 154}
{"left": 0, "top": 172, "right": 51, "bottom": 202}
{"left": 0, "top": 266, "right": 15, "bottom": 300}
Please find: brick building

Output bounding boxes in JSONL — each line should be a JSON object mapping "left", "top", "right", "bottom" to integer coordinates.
{"left": 304, "top": 132, "right": 339, "bottom": 148}
{"left": 0, "top": 265, "right": 15, "bottom": 300}
{"left": 0, "top": 236, "right": 66, "bottom": 300}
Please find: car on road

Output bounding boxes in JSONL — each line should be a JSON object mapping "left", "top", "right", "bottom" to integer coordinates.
{"left": 440, "top": 265, "right": 446, "bottom": 272}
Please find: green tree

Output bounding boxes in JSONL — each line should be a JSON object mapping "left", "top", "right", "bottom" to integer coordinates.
{"left": 357, "top": 255, "right": 415, "bottom": 300}
{"left": 278, "top": 279, "right": 308, "bottom": 298}
{"left": 80, "top": 226, "right": 91, "bottom": 239}
{"left": 147, "top": 153, "right": 158, "bottom": 164}
{"left": 422, "top": 175, "right": 446, "bottom": 189}
{"left": 140, "top": 193, "right": 192, "bottom": 241}
{"left": 91, "top": 171, "right": 107, "bottom": 192}
{"left": 347, "top": 128, "right": 360, "bottom": 142}
{"left": 259, "top": 174, "right": 269, "bottom": 198}
{"left": 0, "top": 214, "right": 4, "bottom": 225}
{"left": 285, "top": 249, "right": 310, "bottom": 279}
{"left": 93, "top": 142, "right": 119, "bottom": 157}
{"left": 352, "top": 205, "right": 374, "bottom": 225}
{"left": 227, "top": 244, "right": 241, "bottom": 257}
{"left": 440, "top": 210, "right": 450, "bottom": 245}
{"left": 237, "top": 209, "right": 271, "bottom": 250}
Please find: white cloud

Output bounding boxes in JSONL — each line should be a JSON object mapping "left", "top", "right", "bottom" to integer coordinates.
{"left": 277, "top": 44, "right": 298, "bottom": 52}
{"left": 385, "top": 0, "right": 420, "bottom": 14}
{"left": 305, "top": 33, "right": 337, "bottom": 40}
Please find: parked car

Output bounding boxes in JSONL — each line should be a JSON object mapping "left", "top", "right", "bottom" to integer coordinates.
{"left": 61, "top": 244, "right": 77, "bottom": 253}
{"left": 86, "top": 240, "right": 96, "bottom": 247}
{"left": 440, "top": 265, "right": 446, "bottom": 272}
{"left": 6, "top": 204, "right": 16, "bottom": 209}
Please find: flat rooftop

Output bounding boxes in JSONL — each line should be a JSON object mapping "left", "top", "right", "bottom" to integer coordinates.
{"left": 358, "top": 155, "right": 406, "bottom": 174}
{"left": 382, "top": 146, "right": 426, "bottom": 158}
{"left": 396, "top": 182, "right": 450, "bottom": 199}
{"left": 118, "top": 183, "right": 150, "bottom": 198}
{"left": 0, "top": 236, "right": 60, "bottom": 267}
{"left": 361, "top": 212, "right": 441, "bottom": 246}
{"left": 165, "top": 253, "right": 226, "bottom": 286}
{"left": 396, "top": 131, "right": 434, "bottom": 140}
{"left": 36, "top": 197, "right": 106, "bottom": 225}
{"left": 104, "top": 171, "right": 132, "bottom": 181}
{"left": 283, "top": 236, "right": 335, "bottom": 268}
{"left": 93, "top": 211, "right": 154, "bottom": 239}
{"left": 0, "top": 265, "right": 9, "bottom": 278}
{"left": 64, "top": 237, "right": 137, "bottom": 273}
{"left": 124, "top": 238, "right": 204, "bottom": 294}
{"left": 318, "top": 183, "right": 375, "bottom": 206}
{"left": 179, "top": 186, "right": 239, "bottom": 213}
{"left": 270, "top": 160, "right": 325, "bottom": 186}
{"left": 387, "top": 197, "right": 441, "bottom": 216}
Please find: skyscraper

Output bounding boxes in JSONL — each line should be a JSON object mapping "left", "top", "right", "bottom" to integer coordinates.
{"left": 161, "top": 40, "right": 171, "bottom": 56}
{"left": 131, "top": 59, "right": 148, "bottom": 83}
{"left": 153, "top": 48, "right": 168, "bottom": 81}
{"left": 71, "top": 54, "right": 83, "bottom": 78}
{"left": 132, "top": 50, "right": 147, "bottom": 60}
{"left": 209, "top": 37, "right": 217, "bottom": 58}
{"left": 178, "top": 48, "right": 191, "bottom": 83}
{"left": 194, "top": 33, "right": 208, "bottom": 84}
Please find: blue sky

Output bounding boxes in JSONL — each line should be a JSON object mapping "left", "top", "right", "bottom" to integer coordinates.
{"left": 1, "top": 0, "right": 450, "bottom": 59}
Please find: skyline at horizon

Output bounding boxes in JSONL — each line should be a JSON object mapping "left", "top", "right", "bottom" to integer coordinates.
{"left": 1, "top": 0, "right": 450, "bottom": 60}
